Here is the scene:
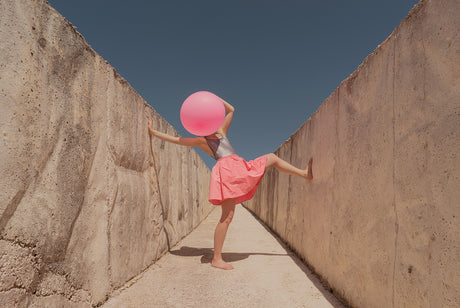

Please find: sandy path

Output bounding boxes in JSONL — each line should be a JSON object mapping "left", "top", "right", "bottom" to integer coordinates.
{"left": 103, "top": 205, "right": 345, "bottom": 308}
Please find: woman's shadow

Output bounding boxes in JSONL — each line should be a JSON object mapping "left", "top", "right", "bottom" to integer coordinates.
{"left": 169, "top": 246, "right": 288, "bottom": 264}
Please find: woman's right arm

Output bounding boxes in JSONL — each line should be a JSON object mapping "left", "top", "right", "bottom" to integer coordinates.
{"left": 148, "top": 119, "right": 215, "bottom": 157}
{"left": 217, "top": 98, "right": 234, "bottom": 136}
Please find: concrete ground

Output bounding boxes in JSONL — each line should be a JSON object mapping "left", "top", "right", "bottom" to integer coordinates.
{"left": 103, "top": 205, "right": 345, "bottom": 308}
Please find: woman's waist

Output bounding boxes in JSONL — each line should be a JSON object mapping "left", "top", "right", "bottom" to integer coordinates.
{"left": 216, "top": 153, "right": 239, "bottom": 161}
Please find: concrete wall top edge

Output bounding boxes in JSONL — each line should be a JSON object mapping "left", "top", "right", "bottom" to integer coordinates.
{"left": 277, "top": 0, "right": 426, "bottom": 152}
{"left": 37, "top": 0, "right": 160, "bottom": 116}
{"left": 34, "top": 0, "right": 207, "bottom": 165}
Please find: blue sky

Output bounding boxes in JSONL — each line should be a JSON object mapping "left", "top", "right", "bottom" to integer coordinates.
{"left": 48, "top": 0, "right": 419, "bottom": 168}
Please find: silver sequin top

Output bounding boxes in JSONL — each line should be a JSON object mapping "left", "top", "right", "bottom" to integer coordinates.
{"left": 205, "top": 135, "right": 236, "bottom": 160}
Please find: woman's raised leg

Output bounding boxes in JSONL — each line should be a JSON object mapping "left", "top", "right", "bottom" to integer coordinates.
{"left": 265, "top": 153, "right": 313, "bottom": 180}
{"left": 212, "top": 198, "right": 236, "bottom": 270}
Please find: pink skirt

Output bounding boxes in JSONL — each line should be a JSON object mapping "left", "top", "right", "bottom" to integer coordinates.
{"left": 209, "top": 154, "right": 268, "bottom": 206}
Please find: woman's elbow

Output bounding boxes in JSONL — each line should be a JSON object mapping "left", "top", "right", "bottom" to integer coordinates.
{"left": 225, "top": 105, "right": 235, "bottom": 114}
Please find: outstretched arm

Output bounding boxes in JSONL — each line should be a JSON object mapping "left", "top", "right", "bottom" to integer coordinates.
{"left": 148, "top": 118, "right": 215, "bottom": 157}
{"left": 217, "top": 98, "right": 234, "bottom": 136}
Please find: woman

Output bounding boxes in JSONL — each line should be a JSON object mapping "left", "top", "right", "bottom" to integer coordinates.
{"left": 148, "top": 97, "right": 313, "bottom": 270}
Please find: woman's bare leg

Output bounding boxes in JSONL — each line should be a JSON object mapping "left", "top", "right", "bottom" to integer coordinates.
{"left": 265, "top": 153, "right": 313, "bottom": 180}
{"left": 212, "top": 198, "right": 236, "bottom": 270}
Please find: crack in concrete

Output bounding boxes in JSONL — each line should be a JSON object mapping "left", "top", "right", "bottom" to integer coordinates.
{"left": 332, "top": 86, "right": 340, "bottom": 266}
{"left": 0, "top": 189, "right": 26, "bottom": 233}
{"left": 63, "top": 134, "right": 99, "bottom": 255}
{"left": 95, "top": 261, "right": 157, "bottom": 307}
{"left": 283, "top": 140, "right": 294, "bottom": 242}
{"left": 107, "top": 182, "right": 118, "bottom": 291}
{"left": 148, "top": 129, "right": 171, "bottom": 251}
{"left": 103, "top": 79, "right": 115, "bottom": 295}
{"left": 391, "top": 34, "right": 399, "bottom": 308}
{"left": 0, "top": 237, "right": 37, "bottom": 249}
{"left": 93, "top": 123, "right": 174, "bottom": 307}
{"left": 1, "top": 284, "right": 29, "bottom": 293}
{"left": 0, "top": 120, "right": 64, "bottom": 234}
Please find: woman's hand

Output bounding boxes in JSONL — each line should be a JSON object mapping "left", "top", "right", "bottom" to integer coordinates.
{"left": 147, "top": 119, "right": 180, "bottom": 144}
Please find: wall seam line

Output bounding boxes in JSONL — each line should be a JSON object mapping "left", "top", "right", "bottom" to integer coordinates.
{"left": 391, "top": 34, "right": 399, "bottom": 308}
{"left": 149, "top": 135, "right": 171, "bottom": 251}
{"left": 106, "top": 80, "right": 115, "bottom": 293}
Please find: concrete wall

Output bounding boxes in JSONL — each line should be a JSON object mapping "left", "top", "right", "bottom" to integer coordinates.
{"left": 244, "top": 0, "right": 459, "bottom": 307}
{"left": 0, "top": 0, "right": 213, "bottom": 306}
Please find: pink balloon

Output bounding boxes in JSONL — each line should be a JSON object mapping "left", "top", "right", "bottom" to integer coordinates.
{"left": 180, "top": 91, "right": 225, "bottom": 136}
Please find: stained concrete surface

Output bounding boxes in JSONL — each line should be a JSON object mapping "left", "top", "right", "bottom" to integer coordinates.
{"left": 244, "top": 0, "right": 460, "bottom": 307}
{"left": 104, "top": 205, "right": 345, "bottom": 308}
{"left": 0, "top": 0, "right": 213, "bottom": 306}
{"left": 2, "top": 0, "right": 458, "bottom": 306}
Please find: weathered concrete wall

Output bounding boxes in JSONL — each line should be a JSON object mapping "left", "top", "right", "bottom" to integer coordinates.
{"left": 245, "top": 0, "right": 459, "bottom": 307}
{"left": 0, "top": 0, "right": 213, "bottom": 306}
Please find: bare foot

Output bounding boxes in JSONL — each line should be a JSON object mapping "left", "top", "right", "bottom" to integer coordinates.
{"left": 211, "top": 258, "right": 234, "bottom": 270}
{"left": 305, "top": 158, "right": 313, "bottom": 180}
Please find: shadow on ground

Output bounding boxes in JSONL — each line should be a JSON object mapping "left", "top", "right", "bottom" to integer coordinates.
{"left": 242, "top": 206, "right": 350, "bottom": 308}
{"left": 169, "top": 246, "right": 288, "bottom": 264}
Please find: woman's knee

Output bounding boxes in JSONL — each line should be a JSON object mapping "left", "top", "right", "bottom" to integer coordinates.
{"left": 220, "top": 210, "right": 234, "bottom": 224}
{"left": 220, "top": 199, "right": 236, "bottom": 223}
{"left": 265, "top": 153, "right": 279, "bottom": 168}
